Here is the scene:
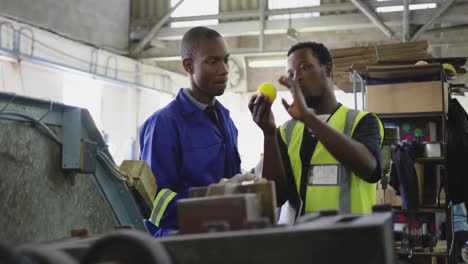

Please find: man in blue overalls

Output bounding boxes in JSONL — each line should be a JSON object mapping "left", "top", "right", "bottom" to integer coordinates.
{"left": 139, "top": 27, "right": 241, "bottom": 237}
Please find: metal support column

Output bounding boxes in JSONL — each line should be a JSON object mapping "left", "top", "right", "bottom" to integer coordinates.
{"left": 259, "top": 0, "right": 266, "bottom": 53}
{"left": 402, "top": 0, "right": 410, "bottom": 42}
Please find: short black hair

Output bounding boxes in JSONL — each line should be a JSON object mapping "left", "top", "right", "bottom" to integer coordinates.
{"left": 287, "top": 42, "right": 333, "bottom": 67}
{"left": 181, "top": 26, "right": 222, "bottom": 59}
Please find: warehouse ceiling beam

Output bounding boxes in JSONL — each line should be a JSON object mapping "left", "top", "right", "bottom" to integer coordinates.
{"left": 144, "top": 31, "right": 468, "bottom": 60}
{"left": 147, "top": 48, "right": 286, "bottom": 61}
{"left": 426, "top": 24, "right": 468, "bottom": 33}
{"left": 130, "top": 0, "right": 184, "bottom": 56}
{"left": 410, "top": 0, "right": 457, "bottom": 41}
{"left": 350, "top": 0, "right": 396, "bottom": 38}
{"left": 439, "top": 15, "right": 468, "bottom": 23}
{"left": 138, "top": 12, "right": 421, "bottom": 41}
{"left": 428, "top": 37, "right": 468, "bottom": 46}
{"left": 147, "top": 8, "right": 459, "bottom": 41}
{"left": 142, "top": 39, "right": 405, "bottom": 61}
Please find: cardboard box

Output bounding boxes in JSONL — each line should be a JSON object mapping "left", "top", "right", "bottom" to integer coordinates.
{"left": 366, "top": 81, "right": 447, "bottom": 114}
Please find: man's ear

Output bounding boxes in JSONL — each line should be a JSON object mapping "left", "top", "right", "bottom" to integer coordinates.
{"left": 182, "top": 58, "right": 194, "bottom": 74}
{"left": 324, "top": 64, "right": 333, "bottom": 79}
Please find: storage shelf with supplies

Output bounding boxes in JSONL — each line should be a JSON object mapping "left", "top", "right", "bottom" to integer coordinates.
{"left": 353, "top": 64, "right": 454, "bottom": 264}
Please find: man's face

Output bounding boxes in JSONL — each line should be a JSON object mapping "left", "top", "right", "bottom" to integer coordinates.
{"left": 287, "top": 48, "right": 330, "bottom": 108}
{"left": 189, "top": 36, "right": 230, "bottom": 97}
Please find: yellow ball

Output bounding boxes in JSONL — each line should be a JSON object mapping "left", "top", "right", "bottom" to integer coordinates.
{"left": 257, "top": 82, "right": 277, "bottom": 103}
{"left": 415, "top": 60, "right": 428, "bottom": 66}
{"left": 442, "top": 63, "right": 457, "bottom": 76}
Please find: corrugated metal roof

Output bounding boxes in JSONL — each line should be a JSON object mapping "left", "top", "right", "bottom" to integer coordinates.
{"left": 131, "top": 0, "right": 356, "bottom": 22}
{"left": 131, "top": 0, "right": 169, "bottom": 20}
{"left": 220, "top": 0, "right": 259, "bottom": 12}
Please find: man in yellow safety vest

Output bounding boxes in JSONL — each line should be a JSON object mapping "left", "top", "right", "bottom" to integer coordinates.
{"left": 249, "top": 42, "right": 384, "bottom": 217}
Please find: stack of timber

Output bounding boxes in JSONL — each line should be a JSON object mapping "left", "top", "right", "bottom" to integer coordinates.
{"left": 331, "top": 41, "right": 432, "bottom": 93}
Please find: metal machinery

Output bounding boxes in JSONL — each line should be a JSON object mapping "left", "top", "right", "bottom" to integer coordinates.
{"left": 18, "top": 210, "right": 394, "bottom": 264}
{"left": 11, "top": 181, "right": 396, "bottom": 264}
{"left": 0, "top": 91, "right": 148, "bottom": 244}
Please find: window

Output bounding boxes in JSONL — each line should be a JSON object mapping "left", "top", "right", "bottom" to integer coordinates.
{"left": 268, "top": 0, "right": 320, "bottom": 20}
{"left": 375, "top": 0, "right": 436, "bottom": 13}
{"left": 170, "top": 0, "right": 219, "bottom": 28}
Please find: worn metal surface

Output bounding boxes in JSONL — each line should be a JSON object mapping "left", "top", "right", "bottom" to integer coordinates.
{"left": 0, "top": 92, "right": 146, "bottom": 244}
{"left": 79, "top": 110, "right": 145, "bottom": 230}
{"left": 0, "top": 119, "right": 115, "bottom": 245}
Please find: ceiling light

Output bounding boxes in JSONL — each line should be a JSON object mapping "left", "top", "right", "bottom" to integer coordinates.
{"left": 248, "top": 59, "right": 286, "bottom": 68}
{"left": 409, "top": 3, "right": 437, "bottom": 10}
{"left": 376, "top": 3, "right": 437, "bottom": 13}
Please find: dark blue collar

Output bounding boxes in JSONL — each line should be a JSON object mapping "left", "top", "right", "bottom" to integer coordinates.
{"left": 175, "top": 88, "right": 230, "bottom": 117}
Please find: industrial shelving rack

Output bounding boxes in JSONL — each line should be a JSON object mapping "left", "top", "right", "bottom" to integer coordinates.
{"left": 352, "top": 65, "right": 454, "bottom": 264}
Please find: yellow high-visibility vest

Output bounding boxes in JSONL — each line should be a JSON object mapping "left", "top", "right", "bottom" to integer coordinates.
{"left": 279, "top": 105, "right": 384, "bottom": 214}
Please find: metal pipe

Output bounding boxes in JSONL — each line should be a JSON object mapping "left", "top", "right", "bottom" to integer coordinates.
{"left": 410, "top": 0, "right": 456, "bottom": 41}
{"left": 0, "top": 49, "right": 174, "bottom": 95}
{"left": 130, "top": 0, "right": 185, "bottom": 56}
{"left": 0, "top": 22, "right": 16, "bottom": 51}
{"left": 134, "top": 63, "right": 141, "bottom": 84}
{"left": 360, "top": 75, "right": 365, "bottom": 110}
{"left": 0, "top": 111, "right": 62, "bottom": 144}
{"left": 353, "top": 70, "right": 358, "bottom": 110}
{"left": 104, "top": 55, "right": 118, "bottom": 79}
{"left": 350, "top": 0, "right": 396, "bottom": 38}
{"left": 402, "top": 0, "right": 410, "bottom": 42}
{"left": 17, "top": 26, "right": 35, "bottom": 56}
{"left": 259, "top": 0, "right": 266, "bottom": 53}
{"left": 90, "top": 49, "right": 99, "bottom": 74}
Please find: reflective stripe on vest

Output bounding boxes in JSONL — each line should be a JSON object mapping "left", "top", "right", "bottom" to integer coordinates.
{"left": 149, "top": 188, "right": 177, "bottom": 226}
{"left": 339, "top": 109, "right": 359, "bottom": 213}
{"left": 284, "top": 119, "right": 298, "bottom": 147}
{"left": 280, "top": 106, "right": 383, "bottom": 214}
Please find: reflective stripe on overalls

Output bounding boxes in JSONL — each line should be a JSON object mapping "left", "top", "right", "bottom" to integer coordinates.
{"left": 149, "top": 188, "right": 177, "bottom": 226}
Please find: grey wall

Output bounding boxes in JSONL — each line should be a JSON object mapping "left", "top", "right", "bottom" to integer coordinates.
{"left": 247, "top": 66, "right": 287, "bottom": 92}
{"left": 0, "top": 120, "right": 115, "bottom": 245}
{"left": 0, "top": 0, "right": 130, "bottom": 49}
